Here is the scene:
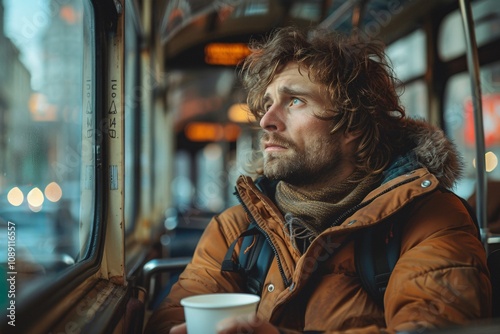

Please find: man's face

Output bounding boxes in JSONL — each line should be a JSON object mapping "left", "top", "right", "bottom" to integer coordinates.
{"left": 259, "top": 63, "right": 356, "bottom": 187}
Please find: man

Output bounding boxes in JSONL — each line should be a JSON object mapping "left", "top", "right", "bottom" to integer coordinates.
{"left": 145, "top": 27, "right": 491, "bottom": 334}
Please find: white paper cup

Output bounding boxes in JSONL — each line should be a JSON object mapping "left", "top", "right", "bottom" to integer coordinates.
{"left": 181, "top": 293, "right": 260, "bottom": 334}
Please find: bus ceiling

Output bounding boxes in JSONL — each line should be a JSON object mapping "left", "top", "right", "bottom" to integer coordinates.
{"left": 158, "top": 0, "right": 462, "bottom": 68}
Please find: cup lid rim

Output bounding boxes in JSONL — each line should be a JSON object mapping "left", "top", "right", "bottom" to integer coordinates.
{"left": 180, "top": 293, "right": 260, "bottom": 309}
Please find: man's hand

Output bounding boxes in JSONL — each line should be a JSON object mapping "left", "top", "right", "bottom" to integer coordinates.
{"left": 169, "top": 314, "right": 280, "bottom": 334}
{"left": 217, "top": 314, "right": 280, "bottom": 334}
{"left": 169, "top": 323, "right": 187, "bottom": 334}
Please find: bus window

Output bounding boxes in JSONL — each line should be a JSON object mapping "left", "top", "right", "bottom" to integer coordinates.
{"left": 0, "top": 0, "right": 92, "bottom": 293}
{"left": 289, "top": 0, "right": 322, "bottom": 22}
{"left": 444, "top": 60, "right": 500, "bottom": 199}
{"left": 172, "top": 150, "right": 194, "bottom": 211}
{"left": 399, "top": 80, "right": 428, "bottom": 120}
{"left": 196, "top": 143, "right": 225, "bottom": 212}
{"left": 385, "top": 29, "right": 427, "bottom": 120}
{"left": 439, "top": 0, "right": 500, "bottom": 61}
{"left": 386, "top": 29, "right": 426, "bottom": 82}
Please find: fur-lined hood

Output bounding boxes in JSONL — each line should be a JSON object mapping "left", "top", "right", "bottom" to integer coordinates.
{"left": 383, "top": 118, "right": 464, "bottom": 189}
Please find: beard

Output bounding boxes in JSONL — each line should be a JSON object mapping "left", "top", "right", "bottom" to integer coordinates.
{"left": 261, "top": 132, "right": 344, "bottom": 186}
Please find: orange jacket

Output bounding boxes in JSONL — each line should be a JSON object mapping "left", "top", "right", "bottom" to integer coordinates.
{"left": 146, "top": 169, "right": 491, "bottom": 333}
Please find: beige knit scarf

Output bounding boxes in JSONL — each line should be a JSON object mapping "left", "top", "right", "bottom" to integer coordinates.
{"left": 274, "top": 172, "right": 380, "bottom": 250}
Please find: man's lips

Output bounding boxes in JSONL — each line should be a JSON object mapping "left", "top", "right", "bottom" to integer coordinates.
{"left": 261, "top": 133, "right": 291, "bottom": 152}
{"left": 263, "top": 142, "right": 287, "bottom": 151}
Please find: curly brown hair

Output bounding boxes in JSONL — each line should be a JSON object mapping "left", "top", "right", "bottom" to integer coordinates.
{"left": 240, "top": 26, "right": 407, "bottom": 176}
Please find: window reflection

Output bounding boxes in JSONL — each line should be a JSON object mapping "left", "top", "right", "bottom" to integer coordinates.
{"left": 444, "top": 61, "right": 500, "bottom": 199}
{"left": 386, "top": 29, "right": 426, "bottom": 82}
{"left": 196, "top": 143, "right": 225, "bottom": 212}
{"left": 399, "top": 81, "right": 428, "bottom": 120}
{"left": 0, "top": 0, "right": 91, "bottom": 292}
{"left": 439, "top": 0, "right": 500, "bottom": 61}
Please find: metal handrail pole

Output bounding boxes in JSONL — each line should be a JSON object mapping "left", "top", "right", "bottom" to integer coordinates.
{"left": 458, "top": 0, "right": 488, "bottom": 251}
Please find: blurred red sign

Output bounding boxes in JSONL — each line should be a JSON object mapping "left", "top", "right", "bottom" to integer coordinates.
{"left": 465, "top": 94, "right": 500, "bottom": 147}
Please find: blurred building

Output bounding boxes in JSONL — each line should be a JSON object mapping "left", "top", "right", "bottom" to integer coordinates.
{"left": 0, "top": 2, "right": 33, "bottom": 191}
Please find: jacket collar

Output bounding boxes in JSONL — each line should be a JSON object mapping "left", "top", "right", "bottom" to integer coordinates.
{"left": 393, "top": 118, "right": 463, "bottom": 189}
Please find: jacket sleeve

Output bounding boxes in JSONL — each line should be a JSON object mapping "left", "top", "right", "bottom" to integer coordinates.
{"left": 145, "top": 192, "right": 491, "bottom": 334}
{"left": 382, "top": 191, "right": 492, "bottom": 332}
{"left": 144, "top": 211, "right": 247, "bottom": 334}
{"left": 277, "top": 192, "right": 491, "bottom": 334}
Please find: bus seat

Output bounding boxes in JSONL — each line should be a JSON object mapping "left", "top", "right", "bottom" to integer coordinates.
{"left": 162, "top": 208, "right": 214, "bottom": 257}
{"left": 142, "top": 257, "right": 191, "bottom": 309}
{"left": 148, "top": 208, "right": 213, "bottom": 308}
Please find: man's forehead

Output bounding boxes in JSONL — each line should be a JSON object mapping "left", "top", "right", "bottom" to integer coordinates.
{"left": 265, "top": 63, "right": 324, "bottom": 95}
{"left": 276, "top": 62, "right": 306, "bottom": 77}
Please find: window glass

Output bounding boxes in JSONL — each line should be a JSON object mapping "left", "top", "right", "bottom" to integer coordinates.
{"left": 439, "top": 0, "right": 500, "bottom": 61}
{"left": 386, "top": 29, "right": 426, "bottom": 82}
{"left": 171, "top": 150, "right": 194, "bottom": 211}
{"left": 289, "top": 0, "right": 322, "bottom": 21}
{"left": 444, "top": 60, "right": 500, "bottom": 199}
{"left": 196, "top": 143, "right": 225, "bottom": 212}
{"left": 0, "top": 0, "right": 92, "bottom": 294}
{"left": 400, "top": 80, "right": 428, "bottom": 120}
{"left": 154, "top": 107, "right": 172, "bottom": 217}
{"left": 226, "top": 148, "right": 239, "bottom": 208}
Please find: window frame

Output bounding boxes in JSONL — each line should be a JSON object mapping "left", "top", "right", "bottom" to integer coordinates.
{"left": 3, "top": 1, "right": 109, "bottom": 331}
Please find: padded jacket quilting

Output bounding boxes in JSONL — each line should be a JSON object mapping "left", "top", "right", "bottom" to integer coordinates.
{"left": 146, "top": 170, "right": 491, "bottom": 333}
{"left": 145, "top": 119, "right": 491, "bottom": 333}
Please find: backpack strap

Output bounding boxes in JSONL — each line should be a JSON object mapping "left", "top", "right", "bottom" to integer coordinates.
{"left": 221, "top": 176, "right": 278, "bottom": 295}
{"left": 355, "top": 190, "right": 480, "bottom": 309}
{"left": 221, "top": 222, "right": 275, "bottom": 296}
{"left": 355, "top": 219, "right": 403, "bottom": 308}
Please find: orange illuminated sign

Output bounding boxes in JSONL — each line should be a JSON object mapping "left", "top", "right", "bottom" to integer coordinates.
{"left": 204, "top": 43, "right": 251, "bottom": 66}
{"left": 185, "top": 122, "right": 241, "bottom": 142}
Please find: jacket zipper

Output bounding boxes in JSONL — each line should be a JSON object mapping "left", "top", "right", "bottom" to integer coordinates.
{"left": 233, "top": 175, "right": 423, "bottom": 289}
{"left": 234, "top": 190, "right": 292, "bottom": 288}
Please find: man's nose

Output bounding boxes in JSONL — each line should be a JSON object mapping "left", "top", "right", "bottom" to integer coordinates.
{"left": 259, "top": 104, "right": 284, "bottom": 132}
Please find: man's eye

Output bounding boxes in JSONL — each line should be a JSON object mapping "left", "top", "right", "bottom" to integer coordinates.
{"left": 291, "top": 98, "right": 303, "bottom": 106}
